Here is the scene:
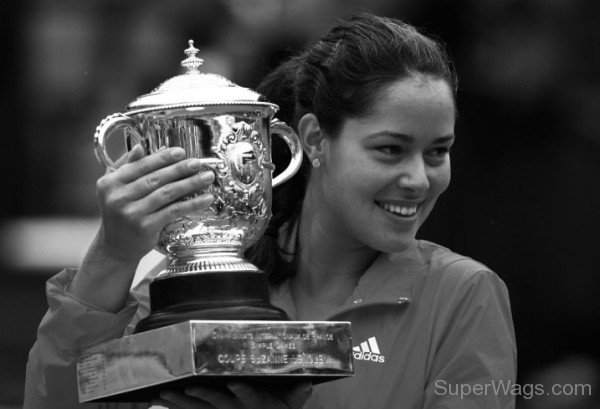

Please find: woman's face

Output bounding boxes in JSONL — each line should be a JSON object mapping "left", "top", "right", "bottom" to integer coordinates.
{"left": 313, "top": 76, "right": 455, "bottom": 253}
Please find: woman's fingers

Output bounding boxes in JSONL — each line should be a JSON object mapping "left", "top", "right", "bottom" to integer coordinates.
{"left": 281, "top": 382, "right": 313, "bottom": 408}
{"left": 116, "top": 147, "right": 187, "bottom": 183}
{"left": 227, "top": 382, "right": 312, "bottom": 409}
{"left": 126, "top": 144, "right": 147, "bottom": 164}
{"left": 155, "top": 382, "right": 313, "bottom": 409}
{"left": 130, "top": 171, "right": 214, "bottom": 216}
{"left": 126, "top": 158, "right": 211, "bottom": 202}
{"left": 92, "top": 145, "right": 216, "bottom": 263}
{"left": 158, "top": 389, "right": 217, "bottom": 409}
{"left": 110, "top": 144, "right": 146, "bottom": 170}
{"left": 144, "top": 193, "right": 215, "bottom": 231}
{"left": 185, "top": 385, "right": 237, "bottom": 408}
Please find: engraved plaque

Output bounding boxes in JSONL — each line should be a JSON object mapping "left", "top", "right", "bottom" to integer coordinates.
{"left": 77, "top": 320, "right": 353, "bottom": 402}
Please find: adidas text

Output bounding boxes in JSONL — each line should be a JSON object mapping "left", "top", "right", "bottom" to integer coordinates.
{"left": 353, "top": 351, "right": 385, "bottom": 363}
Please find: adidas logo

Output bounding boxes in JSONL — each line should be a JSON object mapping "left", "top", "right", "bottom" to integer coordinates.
{"left": 353, "top": 337, "right": 385, "bottom": 363}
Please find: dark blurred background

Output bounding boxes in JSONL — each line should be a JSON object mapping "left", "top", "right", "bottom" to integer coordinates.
{"left": 1, "top": 0, "right": 599, "bottom": 408}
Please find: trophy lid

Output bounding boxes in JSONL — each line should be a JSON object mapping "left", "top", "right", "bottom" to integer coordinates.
{"left": 126, "top": 40, "right": 276, "bottom": 113}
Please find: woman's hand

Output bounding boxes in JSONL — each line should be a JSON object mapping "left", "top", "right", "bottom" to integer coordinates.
{"left": 94, "top": 145, "right": 214, "bottom": 263}
{"left": 71, "top": 145, "right": 215, "bottom": 312}
{"left": 153, "top": 382, "right": 312, "bottom": 409}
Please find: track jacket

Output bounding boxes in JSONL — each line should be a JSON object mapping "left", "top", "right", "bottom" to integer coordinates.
{"left": 24, "top": 239, "right": 516, "bottom": 409}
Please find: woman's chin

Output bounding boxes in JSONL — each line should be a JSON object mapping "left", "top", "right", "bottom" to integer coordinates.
{"left": 371, "top": 235, "right": 416, "bottom": 254}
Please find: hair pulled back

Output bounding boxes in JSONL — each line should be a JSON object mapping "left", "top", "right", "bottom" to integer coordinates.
{"left": 246, "top": 12, "right": 458, "bottom": 284}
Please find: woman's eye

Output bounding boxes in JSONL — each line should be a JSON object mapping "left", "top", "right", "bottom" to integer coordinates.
{"left": 429, "top": 147, "right": 451, "bottom": 157}
{"left": 378, "top": 146, "right": 404, "bottom": 155}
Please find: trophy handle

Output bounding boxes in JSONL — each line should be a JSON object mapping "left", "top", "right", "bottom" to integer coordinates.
{"left": 270, "top": 119, "right": 303, "bottom": 188}
{"left": 94, "top": 113, "right": 143, "bottom": 171}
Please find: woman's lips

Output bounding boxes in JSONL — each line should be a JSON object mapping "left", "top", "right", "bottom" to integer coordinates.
{"left": 375, "top": 201, "right": 420, "bottom": 217}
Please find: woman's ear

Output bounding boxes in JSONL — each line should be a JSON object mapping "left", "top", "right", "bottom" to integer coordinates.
{"left": 297, "top": 113, "right": 325, "bottom": 159}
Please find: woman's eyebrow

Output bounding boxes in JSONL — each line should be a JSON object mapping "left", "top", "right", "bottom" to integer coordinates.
{"left": 364, "top": 132, "right": 455, "bottom": 144}
{"left": 433, "top": 135, "right": 455, "bottom": 143}
{"left": 364, "top": 131, "right": 416, "bottom": 143}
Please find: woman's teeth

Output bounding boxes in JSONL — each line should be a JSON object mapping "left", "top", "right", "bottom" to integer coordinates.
{"left": 379, "top": 202, "right": 418, "bottom": 217}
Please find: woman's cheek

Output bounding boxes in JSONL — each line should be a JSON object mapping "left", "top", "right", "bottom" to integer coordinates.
{"left": 430, "top": 163, "right": 451, "bottom": 196}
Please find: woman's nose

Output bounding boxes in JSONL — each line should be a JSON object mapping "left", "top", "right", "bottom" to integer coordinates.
{"left": 396, "top": 156, "right": 429, "bottom": 194}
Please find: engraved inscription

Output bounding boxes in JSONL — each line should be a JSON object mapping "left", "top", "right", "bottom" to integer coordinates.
{"left": 195, "top": 324, "right": 350, "bottom": 373}
{"left": 77, "top": 353, "right": 107, "bottom": 396}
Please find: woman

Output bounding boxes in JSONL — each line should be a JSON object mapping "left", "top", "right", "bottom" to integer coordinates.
{"left": 25, "top": 13, "right": 516, "bottom": 409}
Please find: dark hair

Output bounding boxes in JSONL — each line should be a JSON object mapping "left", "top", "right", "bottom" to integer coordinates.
{"left": 245, "top": 12, "right": 458, "bottom": 284}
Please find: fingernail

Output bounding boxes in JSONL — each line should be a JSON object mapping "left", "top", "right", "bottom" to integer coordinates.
{"left": 188, "top": 159, "right": 202, "bottom": 171}
{"left": 199, "top": 193, "right": 215, "bottom": 205}
{"left": 201, "top": 171, "right": 215, "bottom": 183}
{"left": 171, "top": 148, "right": 185, "bottom": 159}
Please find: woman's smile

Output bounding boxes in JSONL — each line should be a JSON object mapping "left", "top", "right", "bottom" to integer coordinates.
{"left": 375, "top": 200, "right": 421, "bottom": 219}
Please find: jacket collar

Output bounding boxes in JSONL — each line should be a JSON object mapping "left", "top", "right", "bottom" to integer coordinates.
{"left": 271, "top": 221, "right": 422, "bottom": 319}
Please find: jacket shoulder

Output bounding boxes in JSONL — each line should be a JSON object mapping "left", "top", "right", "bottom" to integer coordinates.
{"left": 414, "top": 240, "right": 510, "bottom": 303}
{"left": 417, "top": 240, "right": 495, "bottom": 279}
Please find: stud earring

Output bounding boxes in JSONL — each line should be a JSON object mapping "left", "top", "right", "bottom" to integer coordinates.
{"left": 311, "top": 158, "right": 321, "bottom": 168}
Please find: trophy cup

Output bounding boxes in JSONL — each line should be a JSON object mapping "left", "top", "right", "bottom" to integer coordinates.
{"left": 76, "top": 41, "right": 353, "bottom": 402}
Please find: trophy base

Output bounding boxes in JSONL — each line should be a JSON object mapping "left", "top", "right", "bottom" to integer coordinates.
{"left": 135, "top": 270, "right": 288, "bottom": 333}
{"left": 135, "top": 304, "right": 288, "bottom": 332}
{"left": 77, "top": 320, "right": 353, "bottom": 403}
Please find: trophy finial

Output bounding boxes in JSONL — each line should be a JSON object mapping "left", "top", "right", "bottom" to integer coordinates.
{"left": 181, "top": 39, "right": 204, "bottom": 73}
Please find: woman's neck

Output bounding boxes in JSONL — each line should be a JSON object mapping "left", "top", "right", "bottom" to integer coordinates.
{"left": 290, "top": 193, "right": 379, "bottom": 318}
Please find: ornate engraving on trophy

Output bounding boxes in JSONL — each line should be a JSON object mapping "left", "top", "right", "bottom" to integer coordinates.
{"left": 146, "top": 115, "right": 272, "bottom": 277}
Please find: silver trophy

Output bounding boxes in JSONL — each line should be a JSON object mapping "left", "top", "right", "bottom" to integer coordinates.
{"left": 94, "top": 40, "right": 302, "bottom": 331}
{"left": 78, "top": 41, "right": 353, "bottom": 402}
